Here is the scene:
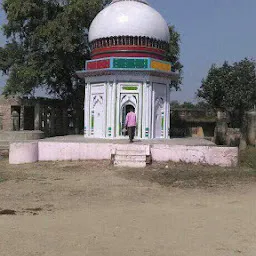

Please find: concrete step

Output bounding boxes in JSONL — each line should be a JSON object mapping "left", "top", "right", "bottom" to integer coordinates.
{"left": 113, "top": 144, "right": 151, "bottom": 154}
{"left": 115, "top": 150, "right": 146, "bottom": 156}
{"left": 115, "top": 155, "right": 146, "bottom": 162}
{"left": 114, "top": 161, "right": 146, "bottom": 168}
{"left": 112, "top": 144, "right": 151, "bottom": 168}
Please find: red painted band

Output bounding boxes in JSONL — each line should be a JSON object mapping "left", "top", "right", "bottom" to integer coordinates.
{"left": 92, "top": 45, "right": 165, "bottom": 54}
{"left": 87, "top": 59, "right": 110, "bottom": 70}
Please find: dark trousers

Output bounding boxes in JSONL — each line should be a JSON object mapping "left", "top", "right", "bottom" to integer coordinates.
{"left": 127, "top": 126, "right": 136, "bottom": 142}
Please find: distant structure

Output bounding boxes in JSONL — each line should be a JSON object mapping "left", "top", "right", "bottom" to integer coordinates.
{"left": 77, "top": 0, "right": 178, "bottom": 139}
{"left": 0, "top": 96, "right": 69, "bottom": 136}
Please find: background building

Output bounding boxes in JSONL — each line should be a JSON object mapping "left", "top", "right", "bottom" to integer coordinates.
{"left": 0, "top": 96, "right": 69, "bottom": 137}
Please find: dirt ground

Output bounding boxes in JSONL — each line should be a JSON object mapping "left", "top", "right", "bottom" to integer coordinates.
{"left": 1, "top": 157, "right": 256, "bottom": 256}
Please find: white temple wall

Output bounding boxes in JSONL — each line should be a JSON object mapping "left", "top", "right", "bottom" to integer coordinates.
{"left": 89, "top": 83, "right": 106, "bottom": 138}
{"left": 153, "top": 83, "right": 168, "bottom": 139}
{"left": 84, "top": 74, "right": 172, "bottom": 139}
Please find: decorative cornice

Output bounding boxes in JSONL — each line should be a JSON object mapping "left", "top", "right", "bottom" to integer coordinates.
{"left": 76, "top": 69, "right": 179, "bottom": 80}
{"left": 90, "top": 36, "right": 168, "bottom": 51}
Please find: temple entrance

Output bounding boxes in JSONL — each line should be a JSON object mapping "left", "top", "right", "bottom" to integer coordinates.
{"left": 121, "top": 104, "right": 135, "bottom": 136}
{"left": 119, "top": 94, "right": 138, "bottom": 137}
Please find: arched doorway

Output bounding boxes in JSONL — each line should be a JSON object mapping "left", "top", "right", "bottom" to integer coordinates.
{"left": 119, "top": 94, "right": 138, "bottom": 136}
{"left": 121, "top": 104, "right": 135, "bottom": 135}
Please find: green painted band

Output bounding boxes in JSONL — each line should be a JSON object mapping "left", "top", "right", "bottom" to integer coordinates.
{"left": 122, "top": 86, "right": 138, "bottom": 91}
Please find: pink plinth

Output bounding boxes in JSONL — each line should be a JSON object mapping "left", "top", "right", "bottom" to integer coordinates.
{"left": 151, "top": 145, "right": 238, "bottom": 167}
{"left": 9, "top": 139, "right": 239, "bottom": 168}
{"left": 38, "top": 142, "right": 112, "bottom": 161}
{"left": 9, "top": 142, "right": 38, "bottom": 164}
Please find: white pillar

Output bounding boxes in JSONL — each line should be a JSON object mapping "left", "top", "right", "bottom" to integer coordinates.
{"left": 151, "top": 83, "right": 155, "bottom": 139}
{"left": 165, "top": 84, "right": 170, "bottom": 138}
{"left": 115, "top": 83, "right": 121, "bottom": 137}
{"left": 111, "top": 81, "right": 116, "bottom": 138}
{"left": 138, "top": 82, "right": 143, "bottom": 138}
{"left": 84, "top": 83, "right": 90, "bottom": 137}
{"left": 106, "top": 82, "right": 111, "bottom": 138}
{"left": 104, "top": 82, "right": 108, "bottom": 138}
{"left": 142, "top": 81, "right": 149, "bottom": 139}
{"left": 164, "top": 84, "right": 170, "bottom": 139}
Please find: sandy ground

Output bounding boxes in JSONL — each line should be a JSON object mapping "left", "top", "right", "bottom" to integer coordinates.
{"left": 1, "top": 159, "right": 256, "bottom": 256}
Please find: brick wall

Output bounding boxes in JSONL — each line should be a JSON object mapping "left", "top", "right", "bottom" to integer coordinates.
{"left": 0, "top": 97, "right": 22, "bottom": 131}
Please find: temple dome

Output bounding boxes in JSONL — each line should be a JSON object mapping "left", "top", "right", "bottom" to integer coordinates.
{"left": 88, "top": 0, "right": 170, "bottom": 43}
{"left": 111, "top": 0, "right": 149, "bottom": 4}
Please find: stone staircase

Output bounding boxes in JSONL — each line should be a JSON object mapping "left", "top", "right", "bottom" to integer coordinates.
{"left": 112, "top": 144, "right": 151, "bottom": 168}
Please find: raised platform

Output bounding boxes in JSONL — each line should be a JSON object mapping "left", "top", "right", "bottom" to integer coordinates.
{"left": 42, "top": 135, "right": 215, "bottom": 145}
{"left": 8, "top": 135, "right": 238, "bottom": 167}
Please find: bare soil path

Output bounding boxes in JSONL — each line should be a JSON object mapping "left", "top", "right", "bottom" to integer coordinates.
{"left": 1, "top": 158, "right": 256, "bottom": 256}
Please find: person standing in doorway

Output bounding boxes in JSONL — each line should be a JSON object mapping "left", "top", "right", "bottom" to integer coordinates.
{"left": 125, "top": 108, "right": 136, "bottom": 143}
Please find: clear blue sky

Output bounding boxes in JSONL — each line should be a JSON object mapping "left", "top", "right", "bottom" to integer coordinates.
{"left": 0, "top": 0, "right": 256, "bottom": 102}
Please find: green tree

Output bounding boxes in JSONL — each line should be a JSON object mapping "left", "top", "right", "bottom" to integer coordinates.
{"left": 0, "top": 0, "right": 102, "bottom": 95}
{"left": 195, "top": 101, "right": 211, "bottom": 110}
{"left": 170, "top": 100, "right": 180, "bottom": 109}
{"left": 0, "top": 0, "right": 103, "bottom": 131}
{"left": 181, "top": 101, "right": 196, "bottom": 109}
{"left": 166, "top": 25, "right": 183, "bottom": 90}
{"left": 197, "top": 58, "right": 256, "bottom": 126}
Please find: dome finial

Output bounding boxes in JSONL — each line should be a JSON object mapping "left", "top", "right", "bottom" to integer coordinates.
{"left": 111, "top": 0, "right": 149, "bottom": 5}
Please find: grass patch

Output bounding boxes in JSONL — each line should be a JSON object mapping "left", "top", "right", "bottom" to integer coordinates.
{"left": 248, "top": 169, "right": 256, "bottom": 175}
{"left": 119, "top": 160, "right": 256, "bottom": 189}
{"left": 0, "top": 177, "right": 6, "bottom": 183}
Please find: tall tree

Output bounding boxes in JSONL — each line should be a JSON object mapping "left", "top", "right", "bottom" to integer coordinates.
{"left": 197, "top": 58, "right": 256, "bottom": 126}
{"left": 166, "top": 25, "right": 183, "bottom": 90}
{"left": 0, "top": 0, "right": 102, "bottom": 96}
{"left": 0, "top": 0, "right": 103, "bottom": 131}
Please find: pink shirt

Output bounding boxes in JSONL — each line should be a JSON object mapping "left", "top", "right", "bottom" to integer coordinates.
{"left": 125, "top": 112, "right": 136, "bottom": 127}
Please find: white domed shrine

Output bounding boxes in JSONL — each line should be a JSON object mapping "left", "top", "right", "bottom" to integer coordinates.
{"left": 77, "top": 0, "right": 178, "bottom": 139}
{"left": 88, "top": 0, "right": 170, "bottom": 43}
